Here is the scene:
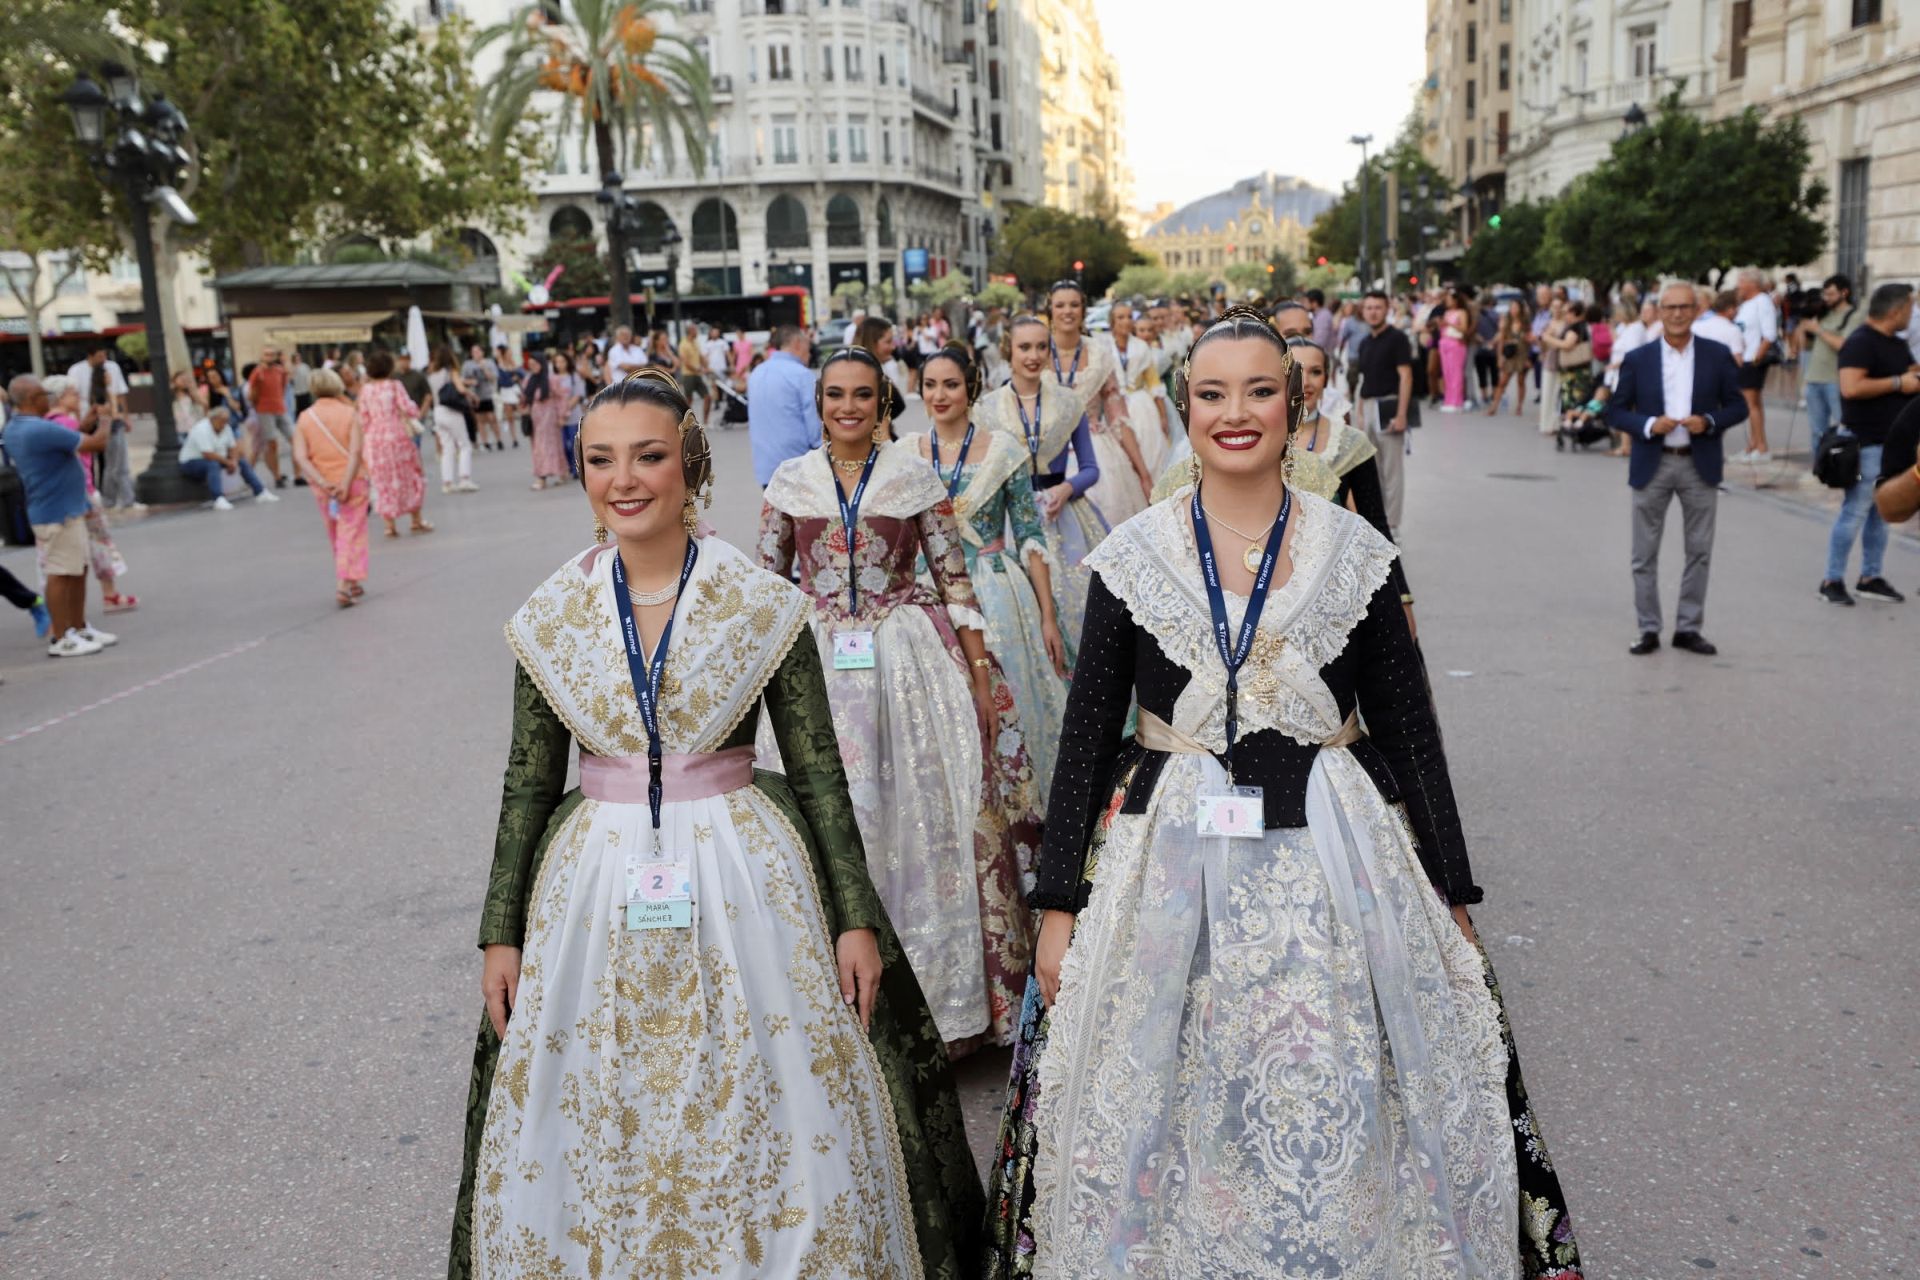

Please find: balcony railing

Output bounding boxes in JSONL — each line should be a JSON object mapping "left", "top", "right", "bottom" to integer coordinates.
{"left": 943, "top": 45, "right": 971, "bottom": 65}
{"left": 914, "top": 163, "right": 964, "bottom": 189}
{"left": 912, "top": 87, "right": 959, "bottom": 120}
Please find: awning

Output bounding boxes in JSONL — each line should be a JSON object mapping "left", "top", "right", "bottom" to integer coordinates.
{"left": 263, "top": 309, "right": 397, "bottom": 344}
{"left": 491, "top": 315, "right": 548, "bottom": 333}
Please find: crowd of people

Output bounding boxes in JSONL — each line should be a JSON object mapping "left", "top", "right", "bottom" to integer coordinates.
{"left": 445, "top": 280, "right": 1593, "bottom": 1280}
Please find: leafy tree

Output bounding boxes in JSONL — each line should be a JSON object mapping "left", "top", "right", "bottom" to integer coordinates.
{"left": 992, "top": 206, "right": 1141, "bottom": 299}
{"left": 977, "top": 281, "right": 1023, "bottom": 311}
{"left": 1, "top": 1, "right": 540, "bottom": 376}
{"left": 1540, "top": 90, "right": 1826, "bottom": 293}
{"left": 0, "top": 248, "right": 86, "bottom": 376}
{"left": 477, "top": 0, "right": 711, "bottom": 330}
{"left": 907, "top": 271, "right": 971, "bottom": 310}
{"left": 1266, "top": 253, "right": 1301, "bottom": 298}
{"left": 527, "top": 233, "right": 612, "bottom": 300}
{"left": 1303, "top": 260, "right": 1354, "bottom": 294}
{"left": 1461, "top": 199, "right": 1552, "bottom": 289}
{"left": 1111, "top": 263, "right": 1169, "bottom": 300}
{"left": 1167, "top": 270, "right": 1212, "bottom": 298}
{"left": 1223, "top": 262, "right": 1270, "bottom": 296}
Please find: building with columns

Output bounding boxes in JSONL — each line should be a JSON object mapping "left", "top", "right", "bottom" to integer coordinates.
{"left": 432, "top": 0, "right": 1030, "bottom": 320}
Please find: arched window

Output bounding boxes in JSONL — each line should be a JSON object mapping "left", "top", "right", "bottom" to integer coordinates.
{"left": 455, "top": 227, "right": 498, "bottom": 261}
{"left": 548, "top": 205, "right": 594, "bottom": 241}
{"left": 876, "top": 196, "right": 896, "bottom": 248}
{"left": 631, "top": 201, "right": 675, "bottom": 254}
{"left": 826, "top": 195, "right": 863, "bottom": 248}
{"left": 692, "top": 197, "right": 740, "bottom": 253}
{"left": 766, "top": 195, "right": 810, "bottom": 249}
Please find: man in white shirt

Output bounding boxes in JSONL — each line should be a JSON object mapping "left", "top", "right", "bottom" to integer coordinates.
{"left": 605, "top": 325, "right": 647, "bottom": 381}
{"left": 1605, "top": 282, "right": 1749, "bottom": 656}
{"left": 703, "top": 324, "right": 731, "bottom": 384}
{"left": 177, "top": 406, "right": 274, "bottom": 510}
{"left": 844, "top": 309, "right": 866, "bottom": 347}
{"left": 1691, "top": 289, "right": 1744, "bottom": 360}
{"left": 1731, "top": 268, "right": 1780, "bottom": 461}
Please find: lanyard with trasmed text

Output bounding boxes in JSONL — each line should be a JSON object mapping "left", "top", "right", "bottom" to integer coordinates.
{"left": 608, "top": 537, "right": 700, "bottom": 831}
{"left": 929, "top": 420, "right": 976, "bottom": 505}
{"left": 1016, "top": 387, "right": 1043, "bottom": 469}
{"left": 1190, "top": 484, "right": 1290, "bottom": 783}
{"left": 836, "top": 447, "right": 879, "bottom": 614}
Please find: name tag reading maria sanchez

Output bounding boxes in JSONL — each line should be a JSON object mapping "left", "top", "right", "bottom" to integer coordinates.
{"left": 625, "top": 853, "right": 692, "bottom": 930}
{"left": 832, "top": 630, "right": 877, "bottom": 670}
{"left": 1196, "top": 786, "right": 1264, "bottom": 839}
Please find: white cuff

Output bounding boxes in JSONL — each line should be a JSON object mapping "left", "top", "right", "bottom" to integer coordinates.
{"left": 946, "top": 603, "right": 989, "bottom": 633}
{"left": 1644, "top": 418, "right": 1657, "bottom": 438}
{"left": 1018, "top": 536, "right": 1060, "bottom": 580}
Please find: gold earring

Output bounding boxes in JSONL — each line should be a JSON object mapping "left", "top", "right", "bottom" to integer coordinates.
{"left": 1188, "top": 453, "right": 1201, "bottom": 488}
{"left": 593, "top": 516, "right": 607, "bottom": 543}
{"left": 872, "top": 415, "right": 890, "bottom": 444}
{"left": 681, "top": 494, "right": 699, "bottom": 536}
{"left": 1281, "top": 443, "right": 1296, "bottom": 488}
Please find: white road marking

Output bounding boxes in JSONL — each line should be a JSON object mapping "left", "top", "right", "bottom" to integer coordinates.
{"left": 1, "top": 637, "right": 267, "bottom": 746}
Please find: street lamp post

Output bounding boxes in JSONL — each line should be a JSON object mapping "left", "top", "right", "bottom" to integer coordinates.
{"left": 1349, "top": 134, "right": 1373, "bottom": 290}
{"left": 661, "top": 223, "right": 684, "bottom": 342}
{"left": 595, "top": 170, "right": 635, "bottom": 332}
{"left": 59, "top": 65, "right": 202, "bottom": 506}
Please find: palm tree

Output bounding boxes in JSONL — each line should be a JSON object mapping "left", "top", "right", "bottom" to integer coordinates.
{"left": 476, "top": 0, "right": 711, "bottom": 330}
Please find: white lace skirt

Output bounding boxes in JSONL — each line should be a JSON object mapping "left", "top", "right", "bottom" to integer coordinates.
{"left": 473, "top": 791, "right": 921, "bottom": 1279}
{"left": 1126, "top": 390, "right": 1170, "bottom": 478}
{"left": 1086, "top": 429, "right": 1147, "bottom": 531}
{"left": 1031, "top": 748, "right": 1517, "bottom": 1279}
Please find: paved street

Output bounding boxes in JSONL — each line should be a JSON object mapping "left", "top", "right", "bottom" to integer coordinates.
{"left": 3, "top": 406, "right": 1916, "bottom": 1279}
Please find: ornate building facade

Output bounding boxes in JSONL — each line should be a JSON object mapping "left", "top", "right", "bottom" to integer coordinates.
{"left": 1136, "top": 173, "right": 1333, "bottom": 277}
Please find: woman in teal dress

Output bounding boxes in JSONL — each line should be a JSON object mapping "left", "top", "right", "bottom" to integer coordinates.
{"left": 913, "top": 342, "right": 1071, "bottom": 808}
{"left": 451, "top": 368, "right": 982, "bottom": 1279}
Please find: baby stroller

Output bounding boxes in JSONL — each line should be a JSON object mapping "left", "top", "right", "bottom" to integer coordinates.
{"left": 715, "top": 377, "right": 749, "bottom": 431}
{"left": 1555, "top": 401, "right": 1613, "bottom": 451}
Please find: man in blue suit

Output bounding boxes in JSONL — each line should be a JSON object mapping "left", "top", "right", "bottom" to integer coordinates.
{"left": 1604, "top": 281, "right": 1749, "bottom": 655}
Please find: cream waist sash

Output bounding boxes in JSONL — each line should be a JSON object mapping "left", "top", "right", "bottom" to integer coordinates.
{"left": 1134, "top": 707, "right": 1364, "bottom": 755}
{"left": 578, "top": 746, "right": 757, "bottom": 805}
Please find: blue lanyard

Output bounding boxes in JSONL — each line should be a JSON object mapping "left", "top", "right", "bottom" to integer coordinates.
{"left": 607, "top": 538, "right": 701, "bottom": 830}
{"left": 1015, "top": 387, "right": 1043, "bottom": 467}
{"left": 929, "top": 420, "right": 976, "bottom": 505}
{"left": 1189, "top": 485, "right": 1291, "bottom": 782}
{"left": 835, "top": 447, "right": 878, "bottom": 614}
{"left": 1050, "top": 342, "right": 1083, "bottom": 388}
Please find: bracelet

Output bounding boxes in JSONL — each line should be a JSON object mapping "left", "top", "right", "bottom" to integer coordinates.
{"left": 970, "top": 657, "right": 992, "bottom": 668}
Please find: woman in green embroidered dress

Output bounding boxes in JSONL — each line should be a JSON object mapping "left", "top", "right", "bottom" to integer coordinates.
{"left": 450, "top": 369, "right": 983, "bottom": 1280}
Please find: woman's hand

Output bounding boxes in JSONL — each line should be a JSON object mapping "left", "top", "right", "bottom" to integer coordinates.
{"left": 836, "top": 928, "right": 883, "bottom": 1029}
{"left": 482, "top": 944, "right": 522, "bottom": 1039}
{"left": 1402, "top": 602, "right": 1418, "bottom": 642}
{"left": 1041, "top": 616, "right": 1069, "bottom": 678}
{"left": 972, "top": 668, "right": 999, "bottom": 756}
{"left": 1040, "top": 483, "right": 1071, "bottom": 520}
{"left": 1451, "top": 904, "right": 1479, "bottom": 946}
{"left": 1035, "top": 909, "right": 1075, "bottom": 1006}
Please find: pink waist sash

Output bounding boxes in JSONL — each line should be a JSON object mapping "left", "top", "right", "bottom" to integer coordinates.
{"left": 579, "top": 746, "right": 757, "bottom": 805}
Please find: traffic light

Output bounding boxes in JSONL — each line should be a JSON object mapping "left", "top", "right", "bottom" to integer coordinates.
{"left": 1488, "top": 213, "right": 1502, "bottom": 229}
{"left": 1072, "top": 259, "right": 1084, "bottom": 271}
{"left": 1316, "top": 256, "right": 1328, "bottom": 266}
{"left": 1409, "top": 275, "right": 1420, "bottom": 285}
{"left": 1265, "top": 264, "right": 1275, "bottom": 274}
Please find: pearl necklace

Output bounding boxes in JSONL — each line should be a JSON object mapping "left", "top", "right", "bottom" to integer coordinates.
{"left": 626, "top": 581, "right": 681, "bottom": 607}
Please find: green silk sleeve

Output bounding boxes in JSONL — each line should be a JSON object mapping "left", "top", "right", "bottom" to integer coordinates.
{"left": 478, "top": 663, "right": 572, "bottom": 949}
{"left": 762, "top": 636, "right": 887, "bottom": 934}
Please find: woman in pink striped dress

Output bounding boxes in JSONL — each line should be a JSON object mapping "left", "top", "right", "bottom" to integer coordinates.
{"left": 357, "top": 348, "right": 432, "bottom": 538}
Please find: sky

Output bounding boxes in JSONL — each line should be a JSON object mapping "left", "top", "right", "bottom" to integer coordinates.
{"left": 1096, "top": 0, "right": 1430, "bottom": 210}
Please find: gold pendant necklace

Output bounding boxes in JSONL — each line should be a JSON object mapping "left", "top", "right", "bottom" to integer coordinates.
{"left": 1201, "top": 504, "right": 1280, "bottom": 574}
{"left": 833, "top": 447, "right": 874, "bottom": 474}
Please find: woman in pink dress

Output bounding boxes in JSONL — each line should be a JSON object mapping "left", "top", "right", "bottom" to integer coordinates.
{"left": 525, "top": 352, "right": 573, "bottom": 490}
{"left": 1439, "top": 288, "right": 1472, "bottom": 411}
{"left": 356, "top": 347, "right": 432, "bottom": 538}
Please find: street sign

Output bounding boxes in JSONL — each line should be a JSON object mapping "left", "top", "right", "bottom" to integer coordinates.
{"left": 903, "top": 248, "right": 930, "bottom": 282}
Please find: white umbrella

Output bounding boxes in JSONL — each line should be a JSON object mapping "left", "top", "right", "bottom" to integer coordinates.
{"left": 406, "top": 305, "right": 430, "bottom": 367}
